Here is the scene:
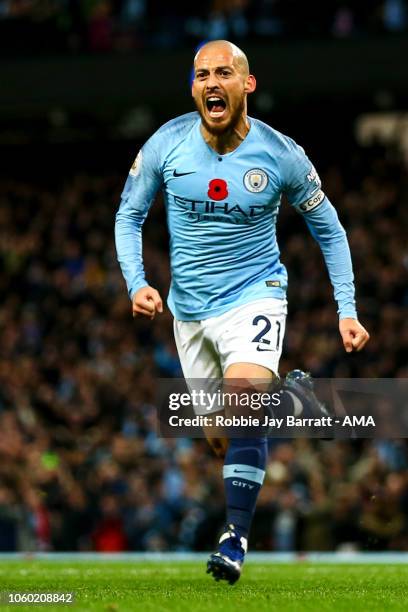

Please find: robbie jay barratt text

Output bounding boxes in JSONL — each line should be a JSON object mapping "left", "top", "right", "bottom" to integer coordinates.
{"left": 167, "top": 415, "right": 376, "bottom": 428}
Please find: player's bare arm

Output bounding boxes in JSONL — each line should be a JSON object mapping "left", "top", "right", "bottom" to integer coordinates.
{"left": 339, "top": 318, "right": 370, "bottom": 353}
{"left": 132, "top": 286, "right": 163, "bottom": 320}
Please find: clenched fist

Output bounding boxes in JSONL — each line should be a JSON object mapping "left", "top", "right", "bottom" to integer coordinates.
{"left": 132, "top": 286, "right": 163, "bottom": 320}
{"left": 339, "top": 318, "right": 370, "bottom": 353}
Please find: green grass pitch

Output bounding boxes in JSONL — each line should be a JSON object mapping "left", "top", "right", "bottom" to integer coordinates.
{"left": 0, "top": 560, "right": 407, "bottom": 611}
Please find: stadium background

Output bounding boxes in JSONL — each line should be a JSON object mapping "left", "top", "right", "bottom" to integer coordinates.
{"left": 0, "top": 1, "right": 407, "bottom": 555}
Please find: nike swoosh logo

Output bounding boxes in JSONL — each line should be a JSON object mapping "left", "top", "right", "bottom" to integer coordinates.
{"left": 173, "top": 170, "right": 196, "bottom": 177}
{"left": 256, "top": 346, "right": 273, "bottom": 352}
{"left": 233, "top": 470, "right": 256, "bottom": 474}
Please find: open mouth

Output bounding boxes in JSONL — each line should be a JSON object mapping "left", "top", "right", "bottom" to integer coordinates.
{"left": 206, "top": 97, "right": 227, "bottom": 118}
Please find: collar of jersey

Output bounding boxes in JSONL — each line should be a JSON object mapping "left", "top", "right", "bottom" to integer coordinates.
{"left": 196, "top": 116, "right": 254, "bottom": 159}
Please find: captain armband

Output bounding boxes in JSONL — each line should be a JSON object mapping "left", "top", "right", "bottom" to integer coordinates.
{"left": 298, "top": 190, "right": 325, "bottom": 214}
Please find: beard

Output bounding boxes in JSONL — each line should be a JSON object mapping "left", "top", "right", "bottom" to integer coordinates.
{"left": 194, "top": 96, "right": 245, "bottom": 135}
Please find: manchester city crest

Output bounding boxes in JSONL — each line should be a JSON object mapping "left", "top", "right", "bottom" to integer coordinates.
{"left": 243, "top": 168, "right": 268, "bottom": 193}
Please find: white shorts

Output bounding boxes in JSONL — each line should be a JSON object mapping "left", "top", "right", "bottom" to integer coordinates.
{"left": 174, "top": 298, "right": 287, "bottom": 381}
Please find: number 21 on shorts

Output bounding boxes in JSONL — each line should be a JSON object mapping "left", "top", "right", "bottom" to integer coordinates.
{"left": 251, "top": 314, "right": 282, "bottom": 351}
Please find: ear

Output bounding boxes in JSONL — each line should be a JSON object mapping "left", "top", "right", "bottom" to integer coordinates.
{"left": 244, "top": 74, "right": 256, "bottom": 94}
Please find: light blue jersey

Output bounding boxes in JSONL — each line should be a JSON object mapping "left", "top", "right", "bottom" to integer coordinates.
{"left": 115, "top": 112, "right": 357, "bottom": 321}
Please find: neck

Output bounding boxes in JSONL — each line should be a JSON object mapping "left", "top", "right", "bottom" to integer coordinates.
{"left": 200, "top": 114, "right": 250, "bottom": 155}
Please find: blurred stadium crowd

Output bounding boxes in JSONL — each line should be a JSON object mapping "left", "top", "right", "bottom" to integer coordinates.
{"left": 0, "top": 137, "right": 407, "bottom": 553}
{"left": 0, "top": 0, "right": 407, "bottom": 54}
